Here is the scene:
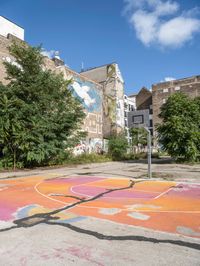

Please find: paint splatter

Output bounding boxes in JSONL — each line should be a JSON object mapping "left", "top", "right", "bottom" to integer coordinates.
{"left": 99, "top": 208, "right": 121, "bottom": 215}
{"left": 127, "top": 212, "right": 150, "bottom": 220}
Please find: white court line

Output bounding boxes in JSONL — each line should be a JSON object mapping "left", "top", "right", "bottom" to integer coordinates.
{"left": 34, "top": 178, "right": 200, "bottom": 214}
{"left": 70, "top": 178, "right": 107, "bottom": 198}
{"left": 34, "top": 180, "right": 70, "bottom": 206}
{"left": 34, "top": 177, "right": 107, "bottom": 207}
{"left": 83, "top": 185, "right": 161, "bottom": 194}
{"left": 154, "top": 186, "right": 175, "bottom": 199}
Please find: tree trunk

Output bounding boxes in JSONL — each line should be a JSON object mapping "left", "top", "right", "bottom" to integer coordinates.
{"left": 13, "top": 149, "right": 16, "bottom": 170}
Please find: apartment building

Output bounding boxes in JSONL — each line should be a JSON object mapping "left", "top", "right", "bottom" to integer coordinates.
{"left": 124, "top": 94, "right": 136, "bottom": 143}
{"left": 152, "top": 76, "right": 200, "bottom": 139}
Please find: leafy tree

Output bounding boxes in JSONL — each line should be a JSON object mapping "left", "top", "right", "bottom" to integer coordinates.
{"left": 130, "top": 127, "right": 148, "bottom": 148}
{"left": 108, "top": 133, "right": 128, "bottom": 160}
{"left": 0, "top": 42, "right": 85, "bottom": 168}
{"left": 157, "top": 93, "right": 200, "bottom": 161}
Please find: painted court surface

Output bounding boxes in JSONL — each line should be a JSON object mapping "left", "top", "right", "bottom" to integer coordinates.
{"left": 0, "top": 175, "right": 200, "bottom": 238}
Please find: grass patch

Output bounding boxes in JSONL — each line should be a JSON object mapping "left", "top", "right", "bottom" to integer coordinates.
{"left": 48, "top": 153, "right": 112, "bottom": 166}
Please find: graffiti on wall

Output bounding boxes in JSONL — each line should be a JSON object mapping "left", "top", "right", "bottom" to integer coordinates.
{"left": 73, "top": 138, "right": 103, "bottom": 155}
{"left": 70, "top": 77, "right": 102, "bottom": 113}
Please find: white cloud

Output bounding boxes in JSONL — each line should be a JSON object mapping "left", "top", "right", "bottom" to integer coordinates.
{"left": 158, "top": 17, "right": 200, "bottom": 47}
{"left": 124, "top": 0, "right": 200, "bottom": 48}
{"left": 164, "top": 77, "right": 175, "bottom": 81}
{"left": 131, "top": 10, "right": 158, "bottom": 45}
{"left": 154, "top": 0, "right": 179, "bottom": 16}
{"left": 41, "top": 49, "right": 56, "bottom": 58}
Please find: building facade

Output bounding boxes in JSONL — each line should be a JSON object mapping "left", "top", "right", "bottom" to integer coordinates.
{"left": 0, "top": 16, "right": 24, "bottom": 40}
{"left": 81, "top": 63, "right": 125, "bottom": 138}
{"left": 124, "top": 94, "right": 136, "bottom": 143}
{"left": 152, "top": 76, "right": 200, "bottom": 140}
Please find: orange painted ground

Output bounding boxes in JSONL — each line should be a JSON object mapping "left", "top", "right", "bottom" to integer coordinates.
{"left": 0, "top": 175, "right": 200, "bottom": 238}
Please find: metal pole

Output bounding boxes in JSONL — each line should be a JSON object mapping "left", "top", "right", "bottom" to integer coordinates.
{"left": 144, "top": 127, "right": 152, "bottom": 179}
{"left": 147, "top": 129, "right": 152, "bottom": 179}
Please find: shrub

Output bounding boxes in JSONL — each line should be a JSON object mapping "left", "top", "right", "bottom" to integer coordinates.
{"left": 108, "top": 133, "right": 128, "bottom": 160}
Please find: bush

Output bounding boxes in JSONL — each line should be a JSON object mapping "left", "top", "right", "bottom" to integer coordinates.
{"left": 108, "top": 133, "right": 128, "bottom": 160}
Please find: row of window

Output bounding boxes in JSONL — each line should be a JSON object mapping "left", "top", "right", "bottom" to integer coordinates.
{"left": 162, "top": 86, "right": 180, "bottom": 93}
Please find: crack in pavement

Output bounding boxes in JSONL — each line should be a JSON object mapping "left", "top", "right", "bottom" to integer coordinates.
{"left": 49, "top": 194, "right": 85, "bottom": 200}
{"left": 46, "top": 221, "right": 200, "bottom": 251}
{"left": 0, "top": 180, "right": 136, "bottom": 231}
{"left": 0, "top": 179, "right": 199, "bottom": 251}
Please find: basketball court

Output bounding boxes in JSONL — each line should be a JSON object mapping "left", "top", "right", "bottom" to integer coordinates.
{"left": 0, "top": 174, "right": 200, "bottom": 238}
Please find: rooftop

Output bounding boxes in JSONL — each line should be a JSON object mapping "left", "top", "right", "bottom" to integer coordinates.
{"left": 80, "top": 62, "right": 117, "bottom": 73}
{"left": 0, "top": 15, "right": 24, "bottom": 29}
{"left": 153, "top": 75, "right": 200, "bottom": 86}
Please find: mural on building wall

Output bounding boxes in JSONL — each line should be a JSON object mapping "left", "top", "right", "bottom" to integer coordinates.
{"left": 103, "top": 64, "right": 117, "bottom": 128}
{"left": 70, "top": 77, "right": 102, "bottom": 113}
{"left": 103, "top": 64, "right": 125, "bottom": 135}
{"left": 68, "top": 75, "right": 103, "bottom": 153}
{"left": 103, "top": 95, "right": 116, "bottom": 125}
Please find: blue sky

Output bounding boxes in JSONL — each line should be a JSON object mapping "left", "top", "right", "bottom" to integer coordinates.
{"left": 0, "top": 0, "right": 200, "bottom": 95}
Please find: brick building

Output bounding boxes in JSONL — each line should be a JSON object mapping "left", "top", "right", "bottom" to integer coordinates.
{"left": 152, "top": 76, "right": 200, "bottom": 141}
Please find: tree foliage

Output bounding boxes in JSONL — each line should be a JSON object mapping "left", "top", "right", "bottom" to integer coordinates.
{"left": 130, "top": 127, "right": 148, "bottom": 147}
{"left": 108, "top": 133, "right": 128, "bottom": 160}
{"left": 0, "top": 42, "right": 85, "bottom": 168}
{"left": 157, "top": 93, "right": 200, "bottom": 161}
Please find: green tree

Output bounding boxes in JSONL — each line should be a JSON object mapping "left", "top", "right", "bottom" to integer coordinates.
{"left": 130, "top": 127, "right": 148, "bottom": 149}
{"left": 157, "top": 93, "right": 200, "bottom": 161}
{"left": 0, "top": 42, "right": 85, "bottom": 168}
{"left": 108, "top": 133, "right": 128, "bottom": 160}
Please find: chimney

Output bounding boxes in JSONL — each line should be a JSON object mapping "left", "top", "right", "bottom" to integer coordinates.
{"left": 52, "top": 51, "right": 64, "bottom": 67}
